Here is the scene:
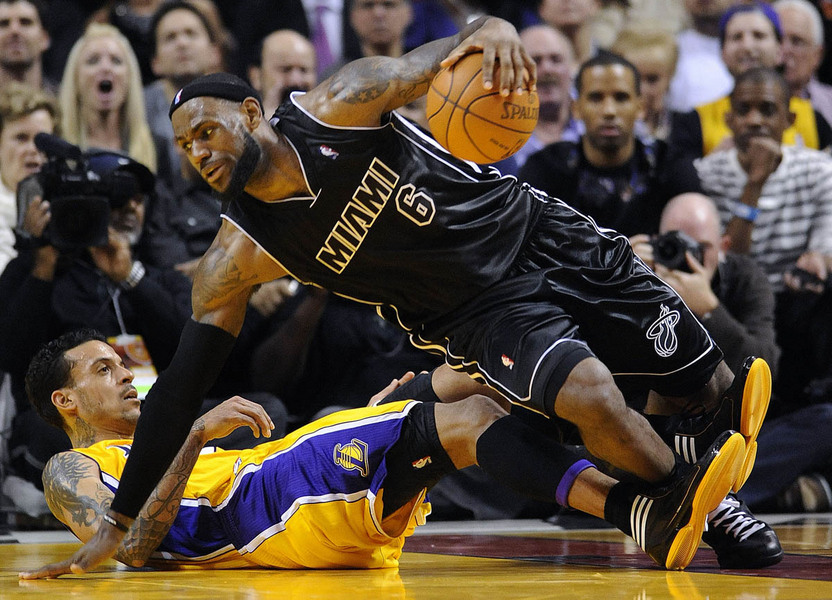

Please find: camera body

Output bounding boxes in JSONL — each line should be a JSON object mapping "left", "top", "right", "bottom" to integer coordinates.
{"left": 650, "top": 230, "right": 703, "bottom": 273}
{"left": 16, "top": 135, "right": 144, "bottom": 250}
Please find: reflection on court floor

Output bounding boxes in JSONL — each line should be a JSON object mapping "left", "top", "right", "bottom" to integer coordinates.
{"left": 2, "top": 514, "right": 831, "bottom": 600}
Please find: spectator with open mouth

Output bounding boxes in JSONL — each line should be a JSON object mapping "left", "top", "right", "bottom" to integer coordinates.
{"left": 57, "top": 22, "right": 168, "bottom": 182}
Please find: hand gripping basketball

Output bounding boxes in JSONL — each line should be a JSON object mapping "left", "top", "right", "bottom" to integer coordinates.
{"left": 426, "top": 52, "right": 539, "bottom": 164}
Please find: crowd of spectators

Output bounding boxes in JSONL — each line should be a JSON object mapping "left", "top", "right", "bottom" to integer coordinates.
{"left": 1, "top": 0, "right": 832, "bottom": 527}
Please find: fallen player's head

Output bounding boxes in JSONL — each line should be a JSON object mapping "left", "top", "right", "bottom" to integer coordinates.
{"left": 26, "top": 329, "right": 141, "bottom": 437}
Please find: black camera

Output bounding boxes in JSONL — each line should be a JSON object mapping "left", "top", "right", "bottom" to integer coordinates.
{"left": 650, "top": 230, "right": 703, "bottom": 273}
{"left": 16, "top": 134, "right": 152, "bottom": 250}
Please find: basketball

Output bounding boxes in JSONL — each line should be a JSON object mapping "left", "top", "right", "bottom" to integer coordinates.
{"left": 426, "top": 52, "right": 539, "bottom": 164}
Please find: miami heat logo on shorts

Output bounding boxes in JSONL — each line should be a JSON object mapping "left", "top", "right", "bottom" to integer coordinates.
{"left": 333, "top": 438, "right": 369, "bottom": 477}
{"left": 646, "top": 304, "right": 680, "bottom": 358}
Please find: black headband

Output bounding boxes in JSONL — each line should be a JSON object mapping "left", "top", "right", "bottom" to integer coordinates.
{"left": 169, "top": 73, "right": 262, "bottom": 118}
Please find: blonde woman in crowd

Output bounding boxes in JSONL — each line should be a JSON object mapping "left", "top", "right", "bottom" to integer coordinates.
{"left": 611, "top": 25, "right": 679, "bottom": 141}
{"left": 58, "top": 22, "right": 157, "bottom": 173}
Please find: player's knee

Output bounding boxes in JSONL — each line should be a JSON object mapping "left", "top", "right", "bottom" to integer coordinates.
{"left": 440, "top": 394, "right": 505, "bottom": 432}
{"left": 464, "top": 394, "right": 507, "bottom": 430}
{"left": 434, "top": 394, "right": 507, "bottom": 467}
{"left": 555, "top": 358, "right": 626, "bottom": 427}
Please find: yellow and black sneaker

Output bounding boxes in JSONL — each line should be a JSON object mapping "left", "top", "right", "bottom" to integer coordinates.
{"left": 673, "top": 357, "right": 771, "bottom": 492}
{"left": 632, "top": 430, "right": 745, "bottom": 570}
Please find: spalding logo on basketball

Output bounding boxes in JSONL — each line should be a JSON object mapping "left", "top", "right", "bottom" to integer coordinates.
{"left": 426, "top": 52, "right": 539, "bottom": 164}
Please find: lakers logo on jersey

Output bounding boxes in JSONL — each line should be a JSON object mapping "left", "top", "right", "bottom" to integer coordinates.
{"left": 333, "top": 438, "right": 370, "bottom": 477}
{"left": 646, "top": 304, "right": 680, "bottom": 358}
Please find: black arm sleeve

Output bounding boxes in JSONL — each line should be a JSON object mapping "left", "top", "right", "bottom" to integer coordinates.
{"left": 109, "top": 318, "right": 236, "bottom": 518}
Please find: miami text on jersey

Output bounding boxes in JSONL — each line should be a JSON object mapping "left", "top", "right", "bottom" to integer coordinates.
{"left": 315, "top": 157, "right": 436, "bottom": 274}
{"left": 316, "top": 157, "right": 398, "bottom": 273}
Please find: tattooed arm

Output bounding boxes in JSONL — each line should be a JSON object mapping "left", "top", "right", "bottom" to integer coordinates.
{"left": 192, "top": 220, "right": 287, "bottom": 334}
{"left": 298, "top": 16, "right": 536, "bottom": 128}
{"left": 42, "top": 397, "right": 274, "bottom": 568}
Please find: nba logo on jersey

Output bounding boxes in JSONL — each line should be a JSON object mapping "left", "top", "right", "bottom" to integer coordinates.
{"left": 319, "top": 145, "right": 339, "bottom": 159}
{"left": 333, "top": 438, "right": 369, "bottom": 477}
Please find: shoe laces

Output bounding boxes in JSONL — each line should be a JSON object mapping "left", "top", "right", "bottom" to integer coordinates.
{"left": 707, "top": 496, "right": 765, "bottom": 542}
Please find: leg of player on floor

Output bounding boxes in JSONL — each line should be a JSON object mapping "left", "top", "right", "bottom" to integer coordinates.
{"left": 379, "top": 359, "right": 781, "bottom": 569}
{"left": 381, "top": 394, "right": 744, "bottom": 570}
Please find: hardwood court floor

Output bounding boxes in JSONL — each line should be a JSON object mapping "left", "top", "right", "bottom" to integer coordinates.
{"left": 2, "top": 513, "right": 831, "bottom": 599}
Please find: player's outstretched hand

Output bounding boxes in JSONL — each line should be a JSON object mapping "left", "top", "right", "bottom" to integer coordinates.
{"left": 194, "top": 395, "right": 275, "bottom": 443}
{"left": 19, "top": 517, "right": 126, "bottom": 579}
{"left": 442, "top": 17, "right": 536, "bottom": 97}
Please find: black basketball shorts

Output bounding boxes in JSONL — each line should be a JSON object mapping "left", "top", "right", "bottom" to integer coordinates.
{"left": 413, "top": 196, "right": 724, "bottom": 417}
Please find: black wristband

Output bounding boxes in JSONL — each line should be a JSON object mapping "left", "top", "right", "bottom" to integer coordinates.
{"left": 110, "top": 319, "right": 237, "bottom": 518}
{"left": 375, "top": 371, "right": 440, "bottom": 405}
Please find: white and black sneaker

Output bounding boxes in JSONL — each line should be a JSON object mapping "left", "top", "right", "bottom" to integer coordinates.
{"left": 633, "top": 430, "right": 745, "bottom": 570}
{"left": 673, "top": 357, "right": 771, "bottom": 492}
{"left": 702, "top": 494, "right": 784, "bottom": 568}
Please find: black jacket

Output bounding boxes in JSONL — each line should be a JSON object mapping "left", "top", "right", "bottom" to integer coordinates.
{"left": 0, "top": 241, "right": 192, "bottom": 409}
{"left": 519, "top": 138, "right": 701, "bottom": 236}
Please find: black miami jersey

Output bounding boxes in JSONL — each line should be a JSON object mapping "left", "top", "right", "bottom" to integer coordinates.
{"left": 223, "top": 94, "right": 721, "bottom": 409}
{"left": 223, "top": 93, "right": 542, "bottom": 331}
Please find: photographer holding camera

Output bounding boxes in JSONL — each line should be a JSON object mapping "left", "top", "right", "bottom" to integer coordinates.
{"left": 631, "top": 193, "right": 780, "bottom": 375}
{"left": 0, "top": 141, "right": 196, "bottom": 512}
{"left": 693, "top": 67, "right": 832, "bottom": 414}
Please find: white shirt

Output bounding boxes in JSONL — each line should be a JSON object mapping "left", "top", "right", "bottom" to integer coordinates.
{"left": 0, "top": 179, "right": 17, "bottom": 275}
{"left": 666, "top": 29, "right": 734, "bottom": 113}
{"left": 695, "top": 146, "right": 832, "bottom": 291}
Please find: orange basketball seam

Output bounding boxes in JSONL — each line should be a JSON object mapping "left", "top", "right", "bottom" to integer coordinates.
{"left": 447, "top": 63, "right": 483, "bottom": 154}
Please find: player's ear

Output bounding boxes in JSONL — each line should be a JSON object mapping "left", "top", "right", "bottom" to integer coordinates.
{"left": 51, "top": 388, "right": 75, "bottom": 414}
{"left": 241, "top": 97, "right": 262, "bottom": 130}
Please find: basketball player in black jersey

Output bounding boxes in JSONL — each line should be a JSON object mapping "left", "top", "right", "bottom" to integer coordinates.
{"left": 23, "top": 15, "right": 772, "bottom": 577}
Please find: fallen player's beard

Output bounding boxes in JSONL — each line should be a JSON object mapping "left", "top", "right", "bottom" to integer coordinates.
{"left": 218, "top": 132, "right": 262, "bottom": 205}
